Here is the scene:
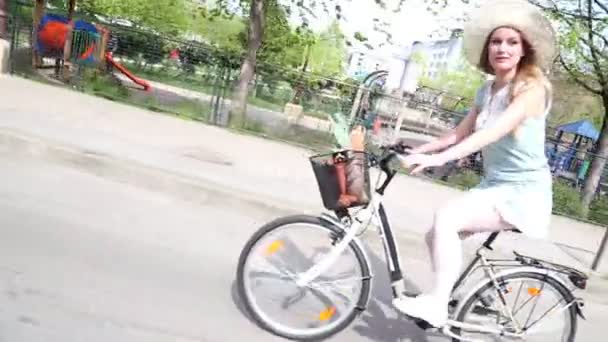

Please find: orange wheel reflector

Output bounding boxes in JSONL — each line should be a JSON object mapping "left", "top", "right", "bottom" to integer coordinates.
{"left": 319, "top": 307, "right": 337, "bottom": 321}
{"left": 264, "top": 240, "right": 284, "bottom": 256}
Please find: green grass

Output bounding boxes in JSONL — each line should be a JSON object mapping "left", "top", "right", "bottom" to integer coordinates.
{"left": 80, "top": 71, "right": 130, "bottom": 100}
{"left": 589, "top": 196, "right": 608, "bottom": 225}
{"left": 247, "top": 96, "right": 284, "bottom": 112}
{"left": 117, "top": 63, "right": 342, "bottom": 120}
{"left": 120, "top": 62, "right": 217, "bottom": 94}
{"left": 443, "top": 169, "right": 481, "bottom": 190}
{"left": 131, "top": 96, "right": 210, "bottom": 122}
{"left": 69, "top": 69, "right": 212, "bottom": 122}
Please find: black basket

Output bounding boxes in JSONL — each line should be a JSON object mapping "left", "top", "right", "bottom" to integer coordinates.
{"left": 309, "top": 150, "right": 371, "bottom": 210}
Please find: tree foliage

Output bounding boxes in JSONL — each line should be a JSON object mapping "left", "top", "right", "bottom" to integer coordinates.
{"left": 79, "top": 0, "right": 194, "bottom": 34}
{"left": 0, "top": 0, "right": 7, "bottom": 39}
{"left": 419, "top": 53, "right": 486, "bottom": 105}
{"left": 549, "top": 73, "right": 604, "bottom": 127}
{"left": 193, "top": 12, "right": 246, "bottom": 54}
{"left": 529, "top": 0, "right": 608, "bottom": 214}
{"left": 306, "top": 21, "right": 348, "bottom": 77}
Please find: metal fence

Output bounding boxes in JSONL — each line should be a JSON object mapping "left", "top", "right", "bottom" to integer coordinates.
{"left": 7, "top": 1, "right": 360, "bottom": 128}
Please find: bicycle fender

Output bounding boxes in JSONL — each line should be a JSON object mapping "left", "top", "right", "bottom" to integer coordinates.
{"left": 319, "top": 213, "right": 374, "bottom": 312}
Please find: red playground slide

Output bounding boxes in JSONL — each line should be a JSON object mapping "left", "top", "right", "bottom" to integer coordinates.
{"left": 105, "top": 52, "right": 152, "bottom": 92}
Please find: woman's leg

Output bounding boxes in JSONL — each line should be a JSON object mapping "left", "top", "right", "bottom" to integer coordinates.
{"left": 394, "top": 192, "right": 514, "bottom": 327}
{"left": 428, "top": 198, "right": 514, "bottom": 305}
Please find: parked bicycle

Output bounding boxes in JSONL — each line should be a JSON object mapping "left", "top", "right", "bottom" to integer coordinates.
{"left": 236, "top": 143, "right": 588, "bottom": 341}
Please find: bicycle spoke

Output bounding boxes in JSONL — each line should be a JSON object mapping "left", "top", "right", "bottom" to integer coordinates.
{"left": 512, "top": 281, "right": 524, "bottom": 313}
{"left": 523, "top": 281, "right": 546, "bottom": 328}
{"left": 525, "top": 297, "right": 566, "bottom": 331}
{"left": 454, "top": 273, "right": 575, "bottom": 342}
{"left": 248, "top": 270, "right": 296, "bottom": 282}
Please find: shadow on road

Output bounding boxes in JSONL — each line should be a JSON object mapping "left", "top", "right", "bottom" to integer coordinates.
{"left": 230, "top": 279, "right": 257, "bottom": 326}
{"left": 349, "top": 246, "right": 442, "bottom": 342}
{"left": 228, "top": 239, "right": 445, "bottom": 342}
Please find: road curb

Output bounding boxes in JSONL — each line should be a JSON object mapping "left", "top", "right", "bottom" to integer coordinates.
{"left": 2, "top": 127, "right": 606, "bottom": 279}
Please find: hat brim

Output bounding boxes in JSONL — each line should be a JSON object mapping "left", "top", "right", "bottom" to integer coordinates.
{"left": 463, "top": 0, "right": 557, "bottom": 72}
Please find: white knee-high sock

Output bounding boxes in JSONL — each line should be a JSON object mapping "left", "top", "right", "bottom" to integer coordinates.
{"left": 429, "top": 223, "right": 463, "bottom": 305}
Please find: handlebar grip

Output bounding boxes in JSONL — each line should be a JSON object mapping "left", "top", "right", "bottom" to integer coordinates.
{"left": 386, "top": 142, "right": 412, "bottom": 155}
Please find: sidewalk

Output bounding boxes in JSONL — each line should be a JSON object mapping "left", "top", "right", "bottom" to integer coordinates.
{"left": 1, "top": 74, "right": 607, "bottom": 278}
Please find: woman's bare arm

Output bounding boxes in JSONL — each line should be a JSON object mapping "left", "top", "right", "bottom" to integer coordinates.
{"left": 410, "top": 106, "right": 479, "bottom": 154}
{"left": 437, "top": 83, "right": 545, "bottom": 162}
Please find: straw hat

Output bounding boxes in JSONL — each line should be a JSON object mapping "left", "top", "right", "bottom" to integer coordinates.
{"left": 463, "top": 0, "right": 558, "bottom": 72}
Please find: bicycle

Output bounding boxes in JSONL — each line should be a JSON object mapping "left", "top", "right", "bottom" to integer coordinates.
{"left": 236, "top": 143, "right": 588, "bottom": 341}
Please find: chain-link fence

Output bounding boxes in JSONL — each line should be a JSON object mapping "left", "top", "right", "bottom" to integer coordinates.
{"left": 6, "top": 1, "right": 361, "bottom": 146}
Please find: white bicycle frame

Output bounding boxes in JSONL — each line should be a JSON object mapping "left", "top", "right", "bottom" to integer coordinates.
{"left": 295, "top": 191, "right": 407, "bottom": 294}
{"left": 293, "top": 196, "right": 580, "bottom": 341}
{"left": 294, "top": 151, "right": 582, "bottom": 342}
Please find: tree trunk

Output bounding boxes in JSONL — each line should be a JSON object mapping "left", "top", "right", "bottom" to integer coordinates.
{"left": 229, "top": 0, "right": 264, "bottom": 129}
{"left": 0, "top": 0, "right": 8, "bottom": 39}
{"left": 67, "top": 0, "right": 76, "bottom": 19}
{"left": 32, "top": 0, "right": 46, "bottom": 68}
{"left": 581, "top": 89, "right": 608, "bottom": 216}
{"left": 290, "top": 43, "right": 311, "bottom": 105}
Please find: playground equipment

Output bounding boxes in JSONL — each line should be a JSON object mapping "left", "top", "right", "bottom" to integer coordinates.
{"left": 36, "top": 13, "right": 106, "bottom": 65}
{"left": 545, "top": 119, "right": 603, "bottom": 191}
{"left": 105, "top": 51, "right": 151, "bottom": 91}
{"left": 547, "top": 119, "right": 599, "bottom": 175}
{"left": 31, "top": 0, "right": 150, "bottom": 91}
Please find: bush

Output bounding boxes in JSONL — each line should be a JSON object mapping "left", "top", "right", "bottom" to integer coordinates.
{"left": 552, "top": 179, "right": 585, "bottom": 218}
{"left": 589, "top": 196, "right": 608, "bottom": 226}
{"left": 81, "top": 70, "right": 130, "bottom": 100}
{"left": 447, "top": 169, "right": 481, "bottom": 190}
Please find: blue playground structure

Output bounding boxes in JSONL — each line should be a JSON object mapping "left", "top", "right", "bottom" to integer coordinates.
{"left": 547, "top": 119, "right": 601, "bottom": 187}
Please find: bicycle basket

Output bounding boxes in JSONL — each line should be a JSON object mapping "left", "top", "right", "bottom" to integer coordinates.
{"left": 309, "top": 150, "right": 371, "bottom": 210}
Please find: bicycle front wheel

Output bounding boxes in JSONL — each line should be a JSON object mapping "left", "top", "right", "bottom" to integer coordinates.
{"left": 236, "top": 215, "right": 372, "bottom": 341}
{"left": 452, "top": 271, "right": 577, "bottom": 342}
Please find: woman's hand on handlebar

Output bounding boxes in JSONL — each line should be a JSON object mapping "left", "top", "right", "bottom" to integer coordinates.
{"left": 400, "top": 152, "right": 449, "bottom": 175}
{"left": 386, "top": 140, "right": 412, "bottom": 155}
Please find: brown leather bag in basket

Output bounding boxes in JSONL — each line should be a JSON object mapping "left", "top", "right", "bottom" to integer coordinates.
{"left": 310, "top": 150, "right": 371, "bottom": 210}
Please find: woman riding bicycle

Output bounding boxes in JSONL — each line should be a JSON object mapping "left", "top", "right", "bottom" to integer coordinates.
{"left": 393, "top": 0, "right": 557, "bottom": 328}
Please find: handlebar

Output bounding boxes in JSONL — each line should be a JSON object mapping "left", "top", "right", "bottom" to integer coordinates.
{"left": 365, "top": 142, "right": 412, "bottom": 194}
{"left": 363, "top": 142, "right": 413, "bottom": 196}
{"left": 370, "top": 141, "right": 412, "bottom": 175}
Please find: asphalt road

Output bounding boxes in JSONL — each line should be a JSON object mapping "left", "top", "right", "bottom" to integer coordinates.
{"left": 0, "top": 135, "right": 449, "bottom": 342}
{"left": 2, "top": 127, "right": 605, "bottom": 342}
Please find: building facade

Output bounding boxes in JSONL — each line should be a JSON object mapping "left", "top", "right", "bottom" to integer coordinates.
{"left": 392, "top": 29, "right": 464, "bottom": 94}
{"left": 345, "top": 29, "right": 464, "bottom": 95}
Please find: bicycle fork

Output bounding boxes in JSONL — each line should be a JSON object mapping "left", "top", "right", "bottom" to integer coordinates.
{"left": 294, "top": 206, "right": 375, "bottom": 287}
{"left": 295, "top": 194, "right": 409, "bottom": 301}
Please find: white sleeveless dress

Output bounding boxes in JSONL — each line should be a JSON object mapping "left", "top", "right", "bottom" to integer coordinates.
{"left": 460, "top": 80, "right": 553, "bottom": 239}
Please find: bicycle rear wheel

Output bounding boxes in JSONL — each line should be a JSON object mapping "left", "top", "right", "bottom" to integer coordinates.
{"left": 236, "top": 215, "right": 372, "bottom": 341}
{"left": 451, "top": 272, "right": 577, "bottom": 341}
